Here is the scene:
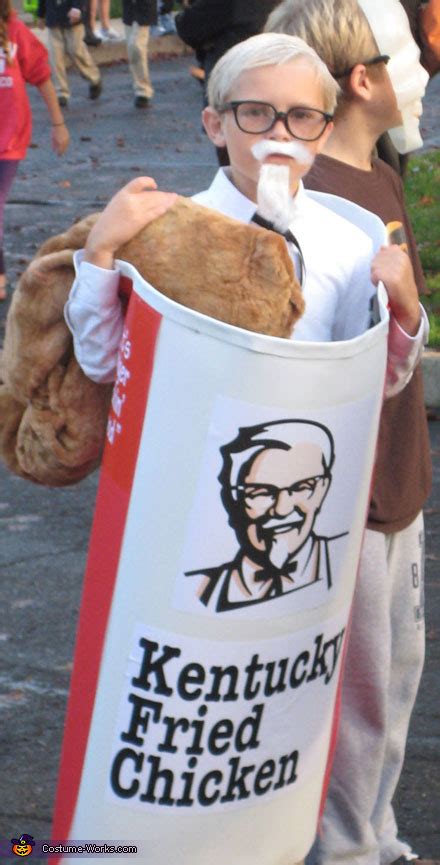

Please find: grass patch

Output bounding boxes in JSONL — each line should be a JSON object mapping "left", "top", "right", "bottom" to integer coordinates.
{"left": 404, "top": 150, "right": 440, "bottom": 348}
{"left": 110, "top": 0, "right": 122, "bottom": 18}
{"left": 110, "top": 0, "right": 180, "bottom": 18}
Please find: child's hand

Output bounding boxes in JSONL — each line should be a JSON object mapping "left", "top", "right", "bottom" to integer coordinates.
{"left": 371, "top": 244, "right": 421, "bottom": 336}
{"left": 51, "top": 123, "right": 70, "bottom": 155}
{"left": 84, "top": 177, "right": 179, "bottom": 270}
{"left": 67, "top": 7, "right": 82, "bottom": 23}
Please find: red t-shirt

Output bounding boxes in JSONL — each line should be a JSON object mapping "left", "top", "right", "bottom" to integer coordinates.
{"left": 0, "top": 13, "right": 51, "bottom": 160}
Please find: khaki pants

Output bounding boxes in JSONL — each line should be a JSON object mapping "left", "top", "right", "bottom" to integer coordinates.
{"left": 48, "top": 24, "right": 100, "bottom": 99}
{"left": 124, "top": 23, "right": 154, "bottom": 98}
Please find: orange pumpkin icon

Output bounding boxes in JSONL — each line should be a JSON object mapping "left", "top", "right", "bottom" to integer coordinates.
{"left": 11, "top": 834, "right": 35, "bottom": 857}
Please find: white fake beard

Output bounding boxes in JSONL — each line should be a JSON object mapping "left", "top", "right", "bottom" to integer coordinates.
{"left": 251, "top": 140, "right": 313, "bottom": 233}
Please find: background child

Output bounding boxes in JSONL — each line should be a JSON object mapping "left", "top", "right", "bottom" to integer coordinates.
{"left": 37, "top": 0, "right": 102, "bottom": 106}
{"left": 121, "top": 0, "right": 156, "bottom": 109}
{"left": 0, "top": 0, "right": 69, "bottom": 300}
{"left": 266, "top": 3, "right": 432, "bottom": 864}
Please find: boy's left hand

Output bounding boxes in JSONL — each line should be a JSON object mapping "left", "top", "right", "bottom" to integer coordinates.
{"left": 51, "top": 123, "right": 70, "bottom": 155}
{"left": 371, "top": 244, "right": 421, "bottom": 336}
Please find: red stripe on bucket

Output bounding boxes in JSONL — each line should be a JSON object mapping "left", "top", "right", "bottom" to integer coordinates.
{"left": 51, "top": 287, "right": 162, "bottom": 853}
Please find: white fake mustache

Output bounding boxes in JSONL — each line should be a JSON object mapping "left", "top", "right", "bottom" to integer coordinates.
{"left": 251, "top": 139, "right": 313, "bottom": 166}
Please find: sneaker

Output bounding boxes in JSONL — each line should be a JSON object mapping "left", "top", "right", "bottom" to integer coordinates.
{"left": 97, "top": 25, "right": 120, "bottom": 40}
{"left": 88, "top": 80, "right": 102, "bottom": 99}
{"left": 150, "top": 23, "right": 166, "bottom": 37}
{"left": 134, "top": 95, "right": 151, "bottom": 109}
{"left": 58, "top": 95, "right": 68, "bottom": 107}
{"left": 158, "top": 12, "right": 176, "bottom": 34}
{"left": 391, "top": 857, "right": 419, "bottom": 864}
{"left": 391, "top": 858, "right": 440, "bottom": 864}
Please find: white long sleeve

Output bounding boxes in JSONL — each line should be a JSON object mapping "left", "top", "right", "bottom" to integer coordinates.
{"left": 385, "top": 306, "right": 429, "bottom": 398}
{"left": 65, "top": 251, "right": 123, "bottom": 383}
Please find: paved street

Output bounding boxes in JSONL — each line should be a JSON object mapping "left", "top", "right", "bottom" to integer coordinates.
{"left": 0, "top": 55, "right": 439, "bottom": 861}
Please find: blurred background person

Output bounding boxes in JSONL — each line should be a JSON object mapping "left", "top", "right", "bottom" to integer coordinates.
{"left": 122, "top": 0, "right": 156, "bottom": 108}
{"left": 0, "top": 0, "right": 69, "bottom": 300}
{"left": 37, "top": 0, "right": 102, "bottom": 106}
{"left": 175, "top": 0, "right": 281, "bottom": 163}
{"left": 175, "top": 0, "right": 281, "bottom": 101}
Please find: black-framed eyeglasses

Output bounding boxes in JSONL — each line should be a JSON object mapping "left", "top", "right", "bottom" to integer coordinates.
{"left": 218, "top": 101, "right": 333, "bottom": 141}
{"left": 231, "top": 476, "right": 327, "bottom": 509}
{"left": 332, "top": 54, "right": 390, "bottom": 79}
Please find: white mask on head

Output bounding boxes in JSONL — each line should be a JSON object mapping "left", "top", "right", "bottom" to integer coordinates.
{"left": 357, "top": 0, "right": 429, "bottom": 153}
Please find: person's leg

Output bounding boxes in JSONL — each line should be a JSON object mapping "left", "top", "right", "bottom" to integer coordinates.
{"left": 98, "top": 0, "right": 110, "bottom": 29}
{"left": 158, "top": 0, "right": 176, "bottom": 35}
{"left": 47, "top": 27, "right": 70, "bottom": 102}
{"left": 83, "top": 0, "right": 101, "bottom": 46}
{"left": 0, "top": 159, "right": 20, "bottom": 299}
{"left": 66, "top": 24, "right": 101, "bottom": 91}
{"left": 89, "top": 0, "right": 98, "bottom": 31}
{"left": 96, "top": 0, "right": 119, "bottom": 39}
{"left": 307, "top": 516, "right": 425, "bottom": 865}
{"left": 307, "top": 528, "right": 393, "bottom": 865}
{"left": 124, "top": 22, "right": 154, "bottom": 104}
{"left": 373, "top": 514, "right": 425, "bottom": 865}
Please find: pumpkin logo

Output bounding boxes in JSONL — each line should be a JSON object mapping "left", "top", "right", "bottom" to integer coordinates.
{"left": 11, "top": 834, "right": 35, "bottom": 857}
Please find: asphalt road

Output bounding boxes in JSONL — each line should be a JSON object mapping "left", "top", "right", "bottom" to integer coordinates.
{"left": 0, "top": 56, "right": 439, "bottom": 862}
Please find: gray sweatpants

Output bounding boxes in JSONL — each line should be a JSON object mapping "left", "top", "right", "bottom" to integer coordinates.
{"left": 307, "top": 512, "right": 425, "bottom": 865}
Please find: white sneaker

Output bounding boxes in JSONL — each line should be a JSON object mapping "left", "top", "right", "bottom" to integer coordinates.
{"left": 158, "top": 13, "right": 176, "bottom": 33}
{"left": 97, "top": 26, "right": 120, "bottom": 41}
{"left": 150, "top": 23, "right": 166, "bottom": 37}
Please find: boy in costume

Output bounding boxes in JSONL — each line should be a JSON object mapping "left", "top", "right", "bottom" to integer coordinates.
{"left": 266, "top": 2, "right": 432, "bottom": 863}
{"left": 58, "top": 31, "right": 428, "bottom": 865}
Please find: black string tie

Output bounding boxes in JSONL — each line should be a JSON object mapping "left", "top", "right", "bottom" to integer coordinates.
{"left": 252, "top": 212, "right": 306, "bottom": 288}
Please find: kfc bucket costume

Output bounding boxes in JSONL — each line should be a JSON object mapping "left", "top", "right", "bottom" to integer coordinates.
{"left": 44, "top": 168, "right": 428, "bottom": 864}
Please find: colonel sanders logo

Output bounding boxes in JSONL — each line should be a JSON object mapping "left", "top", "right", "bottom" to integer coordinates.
{"left": 186, "top": 419, "right": 348, "bottom": 612}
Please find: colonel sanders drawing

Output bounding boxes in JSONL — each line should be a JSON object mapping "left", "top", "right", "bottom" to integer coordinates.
{"left": 186, "top": 419, "right": 348, "bottom": 612}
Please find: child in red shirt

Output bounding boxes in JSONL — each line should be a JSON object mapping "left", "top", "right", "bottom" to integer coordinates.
{"left": 0, "top": 0, "right": 69, "bottom": 299}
